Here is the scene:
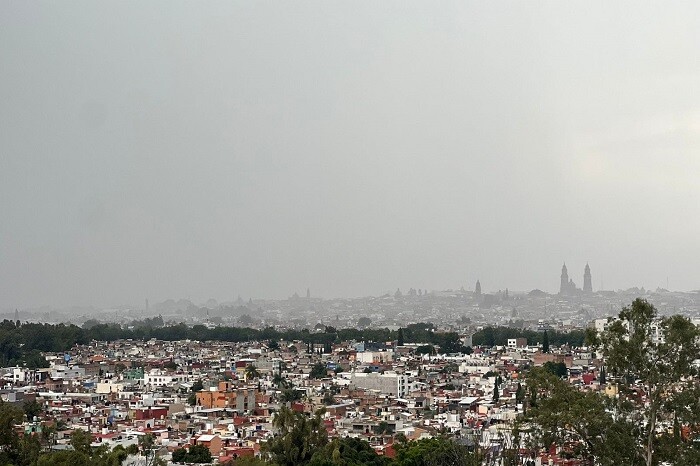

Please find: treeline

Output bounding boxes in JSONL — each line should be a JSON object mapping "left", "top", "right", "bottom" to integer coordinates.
{"left": 0, "top": 318, "right": 584, "bottom": 367}
{"left": 471, "top": 326, "right": 586, "bottom": 347}
{"left": 0, "top": 320, "right": 84, "bottom": 367}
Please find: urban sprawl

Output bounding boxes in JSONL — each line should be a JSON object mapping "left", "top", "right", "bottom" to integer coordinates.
{"left": 3, "top": 265, "right": 700, "bottom": 465}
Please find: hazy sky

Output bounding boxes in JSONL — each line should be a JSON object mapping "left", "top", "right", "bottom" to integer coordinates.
{"left": 2, "top": 1, "right": 700, "bottom": 308}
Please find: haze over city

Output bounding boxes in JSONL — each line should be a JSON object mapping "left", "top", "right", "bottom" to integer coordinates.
{"left": 2, "top": 2, "right": 700, "bottom": 310}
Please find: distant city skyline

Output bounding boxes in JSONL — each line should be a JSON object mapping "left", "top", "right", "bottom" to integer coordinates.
{"left": 2, "top": 261, "right": 688, "bottom": 311}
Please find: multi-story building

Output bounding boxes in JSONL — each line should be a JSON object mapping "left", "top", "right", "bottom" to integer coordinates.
{"left": 349, "top": 371, "right": 409, "bottom": 397}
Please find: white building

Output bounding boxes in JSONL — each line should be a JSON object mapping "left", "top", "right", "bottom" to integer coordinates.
{"left": 50, "top": 365, "right": 85, "bottom": 380}
{"left": 349, "top": 371, "right": 409, "bottom": 397}
{"left": 458, "top": 358, "right": 494, "bottom": 375}
{"left": 143, "top": 369, "right": 191, "bottom": 388}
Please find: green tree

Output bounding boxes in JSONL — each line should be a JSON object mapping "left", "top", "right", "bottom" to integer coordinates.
{"left": 24, "top": 349, "right": 49, "bottom": 368}
{"left": 171, "top": 444, "right": 211, "bottom": 464}
{"left": 191, "top": 379, "right": 204, "bottom": 392}
{"left": 309, "top": 362, "right": 328, "bottom": 379}
{"left": 521, "top": 366, "right": 639, "bottom": 465}
{"left": 373, "top": 421, "right": 394, "bottom": 435}
{"left": 137, "top": 433, "right": 164, "bottom": 466}
{"left": 594, "top": 299, "right": 700, "bottom": 466}
{"left": 0, "top": 398, "right": 23, "bottom": 465}
{"left": 23, "top": 399, "right": 43, "bottom": 420}
{"left": 223, "top": 456, "right": 270, "bottom": 466}
{"left": 163, "top": 360, "right": 178, "bottom": 371}
{"left": 514, "top": 382, "right": 525, "bottom": 406}
{"left": 321, "top": 391, "right": 335, "bottom": 406}
{"left": 542, "top": 330, "right": 550, "bottom": 353}
{"left": 36, "top": 450, "right": 91, "bottom": 466}
{"left": 41, "top": 424, "right": 58, "bottom": 451}
{"left": 309, "top": 437, "right": 389, "bottom": 466}
{"left": 397, "top": 328, "right": 405, "bottom": 346}
{"left": 172, "top": 448, "right": 187, "bottom": 463}
{"left": 263, "top": 406, "right": 328, "bottom": 465}
{"left": 70, "top": 429, "right": 94, "bottom": 455}
{"left": 542, "top": 361, "right": 567, "bottom": 378}
{"left": 280, "top": 384, "right": 302, "bottom": 403}
{"left": 17, "top": 433, "right": 42, "bottom": 466}
{"left": 393, "top": 436, "right": 480, "bottom": 466}
{"left": 436, "top": 333, "right": 464, "bottom": 354}
{"left": 187, "top": 444, "right": 212, "bottom": 463}
{"left": 245, "top": 364, "right": 261, "bottom": 380}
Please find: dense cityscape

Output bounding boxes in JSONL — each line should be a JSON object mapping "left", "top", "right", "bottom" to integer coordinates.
{"left": 2, "top": 266, "right": 700, "bottom": 465}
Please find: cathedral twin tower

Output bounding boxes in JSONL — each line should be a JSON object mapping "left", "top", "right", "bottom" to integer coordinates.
{"left": 560, "top": 262, "right": 593, "bottom": 295}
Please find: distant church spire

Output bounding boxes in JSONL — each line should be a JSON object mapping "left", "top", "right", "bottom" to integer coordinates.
{"left": 559, "top": 262, "right": 579, "bottom": 295}
{"left": 475, "top": 280, "right": 482, "bottom": 296}
{"left": 583, "top": 263, "right": 592, "bottom": 293}
{"left": 560, "top": 263, "right": 569, "bottom": 294}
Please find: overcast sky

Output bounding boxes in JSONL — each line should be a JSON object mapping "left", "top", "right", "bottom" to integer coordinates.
{"left": 2, "top": 1, "right": 699, "bottom": 308}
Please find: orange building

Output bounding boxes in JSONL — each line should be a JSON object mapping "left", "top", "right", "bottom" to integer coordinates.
{"left": 196, "top": 387, "right": 257, "bottom": 412}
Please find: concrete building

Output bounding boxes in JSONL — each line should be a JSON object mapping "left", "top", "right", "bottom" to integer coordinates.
{"left": 349, "top": 371, "right": 408, "bottom": 397}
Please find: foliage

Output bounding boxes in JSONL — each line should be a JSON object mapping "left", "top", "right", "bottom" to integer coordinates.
{"left": 521, "top": 366, "right": 639, "bottom": 465}
{"left": 308, "top": 437, "right": 390, "bottom": 466}
{"left": 163, "top": 360, "right": 178, "bottom": 370}
{"left": 263, "top": 406, "right": 328, "bottom": 466}
{"left": 522, "top": 299, "right": 700, "bottom": 466}
{"left": 245, "top": 364, "right": 261, "bottom": 380}
{"left": 393, "top": 436, "right": 480, "bottom": 466}
{"left": 70, "top": 428, "right": 94, "bottom": 455}
{"left": 321, "top": 391, "right": 335, "bottom": 406}
{"left": 435, "top": 333, "right": 467, "bottom": 354}
{"left": 397, "top": 328, "right": 405, "bottom": 346}
{"left": 137, "top": 433, "right": 166, "bottom": 466}
{"left": 415, "top": 345, "right": 436, "bottom": 356}
{"left": 594, "top": 298, "right": 700, "bottom": 466}
{"left": 309, "top": 362, "right": 328, "bottom": 379}
{"left": 357, "top": 317, "right": 372, "bottom": 327}
{"left": 191, "top": 379, "right": 204, "bottom": 392}
{"left": 23, "top": 399, "right": 43, "bottom": 420}
{"left": 24, "top": 349, "right": 50, "bottom": 368}
{"left": 224, "top": 456, "right": 270, "bottom": 466}
{"left": 36, "top": 450, "right": 91, "bottom": 466}
{"left": 515, "top": 382, "right": 525, "bottom": 406}
{"left": 472, "top": 326, "right": 585, "bottom": 347}
{"left": 172, "top": 444, "right": 212, "bottom": 463}
{"left": 374, "top": 421, "right": 394, "bottom": 435}
{"left": 541, "top": 361, "right": 567, "bottom": 378}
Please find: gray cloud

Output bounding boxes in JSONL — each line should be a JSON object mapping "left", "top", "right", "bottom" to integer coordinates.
{"left": 1, "top": 1, "right": 699, "bottom": 308}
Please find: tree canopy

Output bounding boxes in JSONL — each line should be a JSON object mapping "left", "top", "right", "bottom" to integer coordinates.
{"left": 525, "top": 299, "right": 700, "bottom": 466}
